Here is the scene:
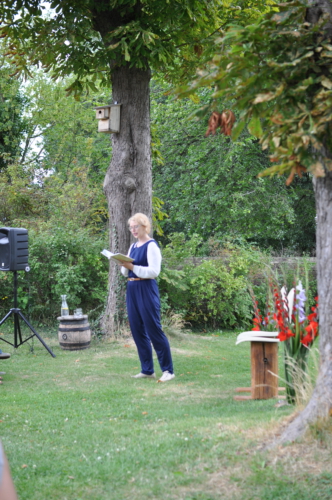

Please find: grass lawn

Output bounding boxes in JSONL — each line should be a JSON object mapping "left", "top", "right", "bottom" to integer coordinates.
{"left": 1, "top": 327, "right": 332, "bottom": 500}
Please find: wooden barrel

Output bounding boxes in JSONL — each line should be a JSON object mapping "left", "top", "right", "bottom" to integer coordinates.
{"left": 57, "top": 315, "right": 91, "bottom": 350}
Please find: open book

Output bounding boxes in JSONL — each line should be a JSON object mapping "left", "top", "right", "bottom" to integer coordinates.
{"left": 101, "top": 249, "right": 134, "bottom": 263}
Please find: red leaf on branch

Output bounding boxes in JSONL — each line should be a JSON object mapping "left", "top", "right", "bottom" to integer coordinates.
{"left": 286, "top": 163, "right": 307, "bottom": 185}
{"left": 220, "top": 110, "right": 236, "bottom": 136}
{"left": 205, "top": 110, "right": 236, "bottom": 137}
{"left": 205, "top": 112, "right": 221, "bottom": 136}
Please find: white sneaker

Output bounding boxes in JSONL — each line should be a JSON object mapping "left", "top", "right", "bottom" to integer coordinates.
{"left": 131, "top": 372, "right": 156, "bottom": 379}
{"left": 158, "top": 371, "right": 175, "bottom": 382}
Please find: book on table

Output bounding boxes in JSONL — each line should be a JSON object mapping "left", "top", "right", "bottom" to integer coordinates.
{"left": 101, "top": 249, "right": 134, "bottom": 263}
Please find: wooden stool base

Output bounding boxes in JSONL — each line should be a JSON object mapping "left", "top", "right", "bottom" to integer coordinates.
{"left": 234, "top": 337, "right": 283, "bottom": 401}
{"left": 234, "top": 386, "right": 286, "bottom": 401}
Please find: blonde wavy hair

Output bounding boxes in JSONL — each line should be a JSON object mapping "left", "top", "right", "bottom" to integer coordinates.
{"left": 128, "top": 213, "right": 151, "bottom": 234}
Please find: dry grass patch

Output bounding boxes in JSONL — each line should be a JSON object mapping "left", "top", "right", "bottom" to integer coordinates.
{"left": 269, "top": 441, "right": 332, "bottom": 475}
{"left": 158, "top": 472, "right": 244, "bottom": 500}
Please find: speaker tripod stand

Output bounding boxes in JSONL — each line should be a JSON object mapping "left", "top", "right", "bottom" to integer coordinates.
{"left": 0, "top": 271, "right": 55, "bottom": 357}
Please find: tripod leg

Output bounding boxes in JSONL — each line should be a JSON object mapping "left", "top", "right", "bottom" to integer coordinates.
{"left": 14, "top": 313, "right": 23, "bottom": 348}
{"left": 0, "top": 310, "right": 15, "bottom": 348}
{"left": 0, "top": 309, "right": 14, "bottom": 328}
{"left": 17, "top": 311, "right": 56, "bottom": 358}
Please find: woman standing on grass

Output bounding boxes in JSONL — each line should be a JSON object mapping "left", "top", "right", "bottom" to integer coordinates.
{"left": 118, "top": 213, "right": 175, "bottom": 382}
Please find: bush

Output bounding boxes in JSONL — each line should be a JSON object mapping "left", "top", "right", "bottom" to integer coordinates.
{"left": 0, "top": 226, "right": 109, "bottom": 325}
{"left": 187, "top": 258, "right": 252, "bottom": 328}
{"left": 159, "top": 234, "right": 254, "bottom": 329}
{"left": 159, "top": 234, "right": 318, "bottom": 330}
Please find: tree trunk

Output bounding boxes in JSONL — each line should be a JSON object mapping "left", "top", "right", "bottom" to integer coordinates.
{"left": 276, "top": 170, "right": 332, "bottom": 444}
{"left": 272, "top": 0, "right": 332, "bottom": 444}
{"left": 101, "top": 65, "right": 152, "bottom": 335}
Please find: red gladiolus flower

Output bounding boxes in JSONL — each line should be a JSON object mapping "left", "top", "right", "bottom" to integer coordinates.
{"left": 278, "top": 332, "right": 286, "bottom": 341}
{"left": 251, "top": 299, "right": 263, "bottom": 331}
{"left": 305, "top": 321, "right": 318, "bottom": 338}
{"left": 278, "top": 328, "right": 295, "bottom": 341}
{"left": 278, "top": 330, "right": 288, "bottom": 341}
{"left": 302, "top": 333, "right": 313, "bottom": 346}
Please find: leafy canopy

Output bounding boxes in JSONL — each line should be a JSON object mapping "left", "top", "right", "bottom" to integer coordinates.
{"left": 0, "top": 47, "right": 27, "bottom": 170}
{"left": 21, "top": 71, "right": 112, "bottom": 177}
{"left": 179, "top": 0, "right": 332, "bottom": 182}
{"left": 1, "top": 0, "right": 271, "bottom": 96}
{"left": 0, "top": 0, "right": 222, "bottom": 94}
{"left": 151, "top": 83, "right": 316, "bottom": 252}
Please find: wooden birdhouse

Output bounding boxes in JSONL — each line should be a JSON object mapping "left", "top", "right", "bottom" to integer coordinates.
{"left": 95, "top": 104, "right": 121, "bottom": 133}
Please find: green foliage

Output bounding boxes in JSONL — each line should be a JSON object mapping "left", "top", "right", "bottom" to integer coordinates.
{"left": 159, "top": 232, "right": 318, "bottom": 330}
{"left": 0, "top": 161, "right": 108, "bottom": 234}
{"left": 0, "top": 227, "right": 108, "bottom": 324}
{"left": 180, "top": 1, "right": 332, "bottom": 180}
{"left": 0, "top": 140, "right": 109, "bottom": 325}
{"left": 0, "top": 0, "right": 222, "bottom": 92}
{"left": 43, "top": 165, "right": 108, "bottom": 234}
{"left": 0, "top": 162, "right": 47, "bottom": 226}
{"left": 0, "top": 69, "right": 111, "bottom": 232}
{"left": 21, "top": 72, "right": 112, "bottom": 181}
{"left": 161, "top": 232, "right": 204, "bottom": 264}
{"left": 0, "top": 50, "right": 27, "bottom": 170}
{"left": 152, "top": 195, "right": 168, "bottom": 236}
{"left": 0, "top": 0, "right": 271, "bottom": 96}
{"left": 187, "top": 257, "right": 253, "bottom": 327}
{"left": 159, "top": 234, "right": 253, "bottom": 329}
{"left": 152, "top": 84, "right": 316, "bottom": 252}
{"left": 29, "top": 227, "right": 108, "bottom": 319}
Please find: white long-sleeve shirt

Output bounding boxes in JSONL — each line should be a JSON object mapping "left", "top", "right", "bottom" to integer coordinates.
{"left": 121, "top": 240, "right": 162, "bottom": 279}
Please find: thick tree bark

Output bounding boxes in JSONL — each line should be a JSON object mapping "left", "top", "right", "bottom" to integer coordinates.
{"left": 101, "top": 65, "right": 152, "bottom": 334}
{"left": 276, "top": 171, "right": 332, "bottom": 443}
{"left": 273, "top": 0, "right": 332, "bottom": 444}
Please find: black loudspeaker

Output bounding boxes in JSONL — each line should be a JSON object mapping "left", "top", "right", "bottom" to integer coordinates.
{"left": 0, "top": 227, "right": 29, "bottom": 271}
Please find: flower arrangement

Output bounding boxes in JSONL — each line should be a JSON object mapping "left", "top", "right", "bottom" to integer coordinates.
{"left": 251, "top": 281, "right": 319, "bottom": 404}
